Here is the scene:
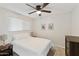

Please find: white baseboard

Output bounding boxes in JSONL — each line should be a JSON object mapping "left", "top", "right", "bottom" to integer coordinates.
{"left": 57, "top": 45, "right": 65, "bottom": 49}
{"left": 54, "top": 44, "right": 65, "bottom": 49}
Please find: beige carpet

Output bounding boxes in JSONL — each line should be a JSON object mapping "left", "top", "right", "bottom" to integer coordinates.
{"left": 48, "top": 47, "right": 65, "bottom": 56}
{"left": 54, "top": 47, "right": 65, "bottom": 56}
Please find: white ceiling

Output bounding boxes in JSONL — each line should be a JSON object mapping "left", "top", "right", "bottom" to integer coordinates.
{"left": 0, "top": 3, "right": 77, "bottom": 18}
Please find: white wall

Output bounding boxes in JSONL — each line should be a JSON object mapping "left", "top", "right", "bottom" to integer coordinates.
{"left": 0, "top": 8, "right": 9, "bottom": 35}
{"left": 0, "top": 7, "right": 33, "bottom": 35}
{"left": 71, "top": 4, "right": 79, "bottom": 36}
{"left": 32, "top": 13, "right": 72, "bottom": 48}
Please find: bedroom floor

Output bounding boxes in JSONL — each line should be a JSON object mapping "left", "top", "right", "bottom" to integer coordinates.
{"left": 47, "top": 47, "right": 65, "bottom": 56}
{"left": 54, "top": 47, "right": 65, "bottom": 56}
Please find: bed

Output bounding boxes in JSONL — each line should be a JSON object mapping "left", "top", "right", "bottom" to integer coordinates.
{"left": 10, "top": 31, "right": 52, "bottom": 56}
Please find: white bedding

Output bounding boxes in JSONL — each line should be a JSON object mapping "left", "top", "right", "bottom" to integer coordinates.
{"left": 12, "top": 37, "right": 51, "bottom": 56}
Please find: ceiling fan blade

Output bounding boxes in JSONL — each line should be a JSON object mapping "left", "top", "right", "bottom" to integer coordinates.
{"left": 41, "top": 10, "right": 51, "bottom": 13}
{"left": 28, "top": 11, "right": 37, "bottom": 14}
{"left": 42, "top": 3, "right": 49, "bottom": 9}
{"left": 26, "top": 4, "right": 36, "bottom": 9}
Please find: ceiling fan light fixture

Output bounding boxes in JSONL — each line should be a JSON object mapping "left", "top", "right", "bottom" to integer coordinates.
{"left": 26, "top": 3, "right": 51, "bottom": 16}
{"left": 36, "top": 11, "right": 41, "bottom": 14}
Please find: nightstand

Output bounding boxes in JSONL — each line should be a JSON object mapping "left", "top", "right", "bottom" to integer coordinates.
{"left": 0, "top": 44, "right": 13, "bottom": 56}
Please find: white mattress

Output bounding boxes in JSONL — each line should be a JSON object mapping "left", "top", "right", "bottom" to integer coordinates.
{"left": 12, "top": 37, "right": 52, "bottom": 56}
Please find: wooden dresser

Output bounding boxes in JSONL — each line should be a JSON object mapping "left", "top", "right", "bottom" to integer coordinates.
{"left": 65, "top": 35, "right": 79, "bottom": 56}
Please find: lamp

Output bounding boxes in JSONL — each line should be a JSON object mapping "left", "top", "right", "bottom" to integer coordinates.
{"left": 36, "top": 11, "right": 41, "bottom": 14}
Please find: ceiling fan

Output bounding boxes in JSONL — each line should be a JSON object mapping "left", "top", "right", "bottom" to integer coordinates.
{"left": 26, "top": 3, "right": 51, "bottom": 16}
